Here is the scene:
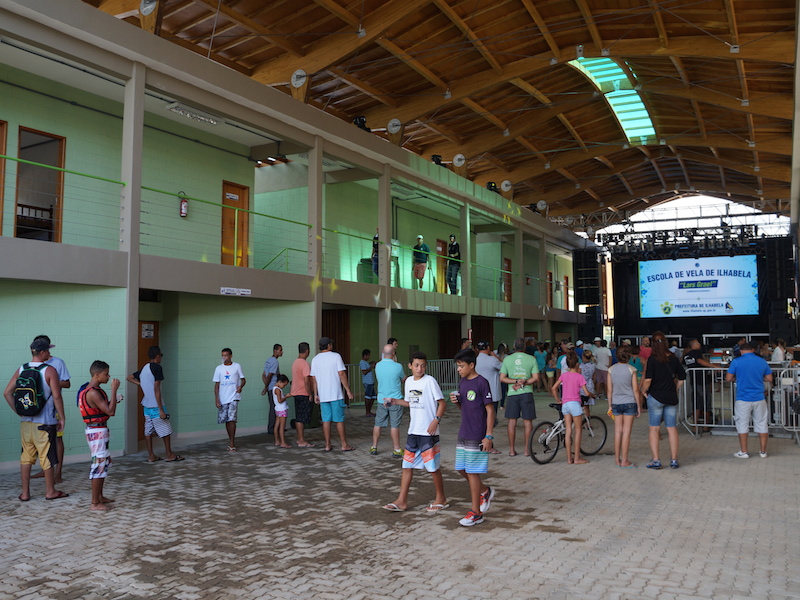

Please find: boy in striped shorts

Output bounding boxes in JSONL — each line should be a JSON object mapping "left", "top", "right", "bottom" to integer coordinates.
{"left": 451, "top": 348, "right": 496, "bottom": 527}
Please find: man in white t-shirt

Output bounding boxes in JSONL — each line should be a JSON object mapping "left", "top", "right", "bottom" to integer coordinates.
{"left": 212, "top": 347, "right": 246, "bottom": 452}
{"left": 309, "top": 337, "right": 355, "bottom": 452}
{"left": 593, "top": 339, "right": 612, "bottom": 397}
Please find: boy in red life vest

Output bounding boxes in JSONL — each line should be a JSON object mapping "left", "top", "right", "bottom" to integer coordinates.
{"left": 78, "top": 361, "right": 120, "bottom": 511}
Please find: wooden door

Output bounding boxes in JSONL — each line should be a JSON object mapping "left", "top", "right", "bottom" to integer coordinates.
{"left": 322, "top": 309, "right": 351, "bottom": 362}
{"left": 472, "top": 317, "right": 494, "bottom": 349}
{"left": 438, "top": 318, "right": 462, "bottom": 360}
{"left": 221, "top": 181, "right": 249, "bottom": 267}
{"left": 435, "top": 238, "right": 447, "bottom": 293}
{"left": 503, "top": 258, "right": 513, "bottom": 302}
{"left": 136, "top": 321, "right": 160, "bottom": 441}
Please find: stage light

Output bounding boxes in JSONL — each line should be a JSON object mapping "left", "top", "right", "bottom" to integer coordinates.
{"left": 353, "top": 116, "right": 371, "bottom": 132}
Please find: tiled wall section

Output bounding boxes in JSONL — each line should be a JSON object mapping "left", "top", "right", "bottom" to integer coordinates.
{"left": 322, "top": 181, "right": 378, "bottom": 282}
{"left": 0, "top": 281, "right": 127, "bottom": 466}
{"left": 156, "top": 292, "right": 315, "bottom": 438}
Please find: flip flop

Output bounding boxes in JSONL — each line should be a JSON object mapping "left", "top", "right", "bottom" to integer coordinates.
{"left": 341, "top": 447, "right": 356, "bottom": 452}
{"left": 322, "top": 447, "right": 333, "bottom": 452}
{"left": 227, "top": 446, "right": 237, "bottom": 452}
{"left": 166, "top": 456, "right": 185, "bottom": 462}
{"left": 618, "top": 463, "right": 638, "bottom": 468}
{"left": 508, "top": 451, "right": 518, "bottom": 457}
{"left": 146, "top": 457, "right": 162, "bottom": 463}
{"left": 18, "top": 495, "right": 30, "bottom": 502}
{"left": 425, "top": 503, "right": 450, "bottom": 512}
{"left": 45, "top": 491, "right": 70, "bottom": 500}
{"left": 297, "top": 443, "right": 316, "bottom": 448}
{"left": 382, "top": 503, "right": 406, "bottom": 512}
{"left": 489, "top": 448, "right": 502, "bottom": 454}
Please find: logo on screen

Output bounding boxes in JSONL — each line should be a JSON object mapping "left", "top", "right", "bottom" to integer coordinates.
{"left": 661, "top": 301, "right": 673, "bottom": 315}
{"left": 725, "top": 302, "right": 734, "bottom": 313}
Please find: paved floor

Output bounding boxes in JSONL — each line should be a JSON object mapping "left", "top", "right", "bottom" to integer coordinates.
{"left": 2, "top": 401, "right": 799, "bottom": 600}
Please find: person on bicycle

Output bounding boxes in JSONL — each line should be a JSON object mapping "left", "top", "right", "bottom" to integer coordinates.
{"left": 551, "top": 352, "right": 593, "bottom": 464}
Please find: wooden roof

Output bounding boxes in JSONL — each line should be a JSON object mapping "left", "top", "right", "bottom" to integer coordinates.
{"left": 83, "top": 0, "right": 795, "bottom": 226}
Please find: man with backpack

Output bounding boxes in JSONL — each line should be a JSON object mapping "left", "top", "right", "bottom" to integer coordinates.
{"left": 3, "top": 338, "right": 68, "bottom": 501}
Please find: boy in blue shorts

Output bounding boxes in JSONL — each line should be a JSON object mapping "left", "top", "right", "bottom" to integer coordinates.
{"left": 451, "top": 348, "right": 495, "bottom": 527}
{"left": 382, "top": 352, "right": 447, "bottom": 513}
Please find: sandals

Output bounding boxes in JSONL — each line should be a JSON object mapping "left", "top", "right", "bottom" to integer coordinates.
{"left": 425, "top": 503, "right": 450, "bottom": 512}
{"left": 646, "top": 459, "right": 662, "bottom": 470}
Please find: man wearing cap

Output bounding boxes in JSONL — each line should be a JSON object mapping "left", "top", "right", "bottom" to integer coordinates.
{"left": 310, "top": 337, "right": 355, "bottom": 452}
{"left": 446, "top": 233, "right": 461, "bottom": 294}
{"left": 476, "top": 341, "right": 503, "bottom": 441}
{"left": 30, "top": 335, "right": 71, "bottom": 483}
{"left": 3, "top": 338, "right": 68, "bottom": 501}
{"left": 412, "top": 235, "right": 430, "bottom": 290}
{"left": 575, "top": 340, "right": 584, "bottom": 360}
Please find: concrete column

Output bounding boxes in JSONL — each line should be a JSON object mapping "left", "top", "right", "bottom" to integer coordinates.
{"left": 539, "top": 235, "right": 551, "bottom": 342}
{"left": 307, "top": 136, "right": 324, "bottom": 343}
{"left": 120, "top": 62, "right": 145, "bottom": 455}
{"left": 378, "top": 164, "right": 392, "bottom": 343}
{"left": 460, "top": 205, "right": 472, "bottom": 337}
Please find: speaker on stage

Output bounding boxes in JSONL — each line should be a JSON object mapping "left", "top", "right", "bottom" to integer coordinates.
{"left": 573, "top": 249, "right": 601, "bottom": 305}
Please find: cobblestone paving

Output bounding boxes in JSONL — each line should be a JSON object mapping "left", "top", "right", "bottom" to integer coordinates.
{"left": 2, "top": 401, "right": 799, "bottom": 600}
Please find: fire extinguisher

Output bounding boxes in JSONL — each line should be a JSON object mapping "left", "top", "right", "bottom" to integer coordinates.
{"left": 179, "top": 191, "right": 188, "bottom": 218}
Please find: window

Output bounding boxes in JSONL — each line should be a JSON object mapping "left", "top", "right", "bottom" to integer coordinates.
{"left": 15, "top": 127, "right": 65, "bottom": 241}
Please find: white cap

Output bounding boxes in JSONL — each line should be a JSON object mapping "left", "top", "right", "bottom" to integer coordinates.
{"left": 576, "top": 340, "right": 583, "bottom": 346}
{"left": 417, "top": 234, "right": 423, "bottom": 239}
{"left": 594, "top": 336, "right": 602, "bottom": 342}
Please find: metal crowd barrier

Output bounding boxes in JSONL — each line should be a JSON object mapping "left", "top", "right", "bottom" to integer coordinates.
{"left": 678, "top": 365, "right": 800, "bottom": 444}
{"left": 345, "top": 358, "right": 458, "bottom": 406}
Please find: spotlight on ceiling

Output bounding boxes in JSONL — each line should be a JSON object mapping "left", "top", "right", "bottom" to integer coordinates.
{"left": 486, "top": 182, "right": 499, "bottom": 194}
{"left": 431, "top": 154, "right": 445, "bottom": 167}
{"left": 353, "top": 116, "right": 371, "bottom": 132}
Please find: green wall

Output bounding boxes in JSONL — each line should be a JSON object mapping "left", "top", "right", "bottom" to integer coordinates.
{"left": 157, "top": 293, "right": 316, "bottom": 437}
{"left": 323, "top": 181, "right": 378, "bottom": 282}
{"left": 493, "top": 319, "right": 518, "bottom": 349}
{"left": 390, "top": 312, "right": 440, "bottom": 363}
{"left": 0, "top": 282, "right": 127, "bottom": 466}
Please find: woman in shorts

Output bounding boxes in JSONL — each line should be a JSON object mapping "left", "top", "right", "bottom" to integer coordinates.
{"left": 607, "top": 345, "right": 641, "bottom": 467}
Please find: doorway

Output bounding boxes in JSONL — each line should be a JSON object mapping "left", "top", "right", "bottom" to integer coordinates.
{"left": 221, "top": 181, "right": 249, "bottom": 267}
{"left": 15, "top": 128, "right": 65, "bottom": 242}
{"left": 435, "top": 238, "right": 447, "bottom": 293}
{"left": 136, "top": 321, "right": 160, "bottom": 442}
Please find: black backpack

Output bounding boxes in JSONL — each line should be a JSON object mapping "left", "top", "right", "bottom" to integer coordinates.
{"left": 13, "top": 363, "right": 50, "bottom": 417}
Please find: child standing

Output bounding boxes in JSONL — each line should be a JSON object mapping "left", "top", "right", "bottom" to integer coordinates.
{"left": 77, "top": 360, "right": 120, "bottom": 511}
{"left": 359, "top": 349, "right": 376, "bottom": 417}
{"left": 551, "top": 352, "right": 592, "bottom": 465}
{"left": 451, "top": 349, "right": 495, "bottom": 527}
{"left": 580, "top": 350, "right": 596, "bottom": 418}
{"left": 382, "top": 352, "right": 447, "bottom": 513}
{"left": 272, "top": 375, "right": 291, "bottom": 448}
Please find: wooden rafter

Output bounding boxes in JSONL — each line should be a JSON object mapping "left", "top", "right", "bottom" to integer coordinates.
{"left": 460, "top": 98, "right": 507, "bottom": 131}
{"left": 376, "top": 39, "right": 449, "bottom": 91}
{"left": 519, "top": 0, "right": 560, "bottom": 59}
{"left": 432, "top": 0, "right": 502, "bottom": 74}
{"left": 648, "top": 0, "right": 668, "bottom": 48}
{"left": 669, "top": 57, "right": 706, "bottom": 139}
{"left": 192, "top": 0, "right": 305, "bottom": 57}
{"left": 617, "top": 174, "right": 635, "bottom": 195}
{"left": 327, "top": 68, "right": 399, "bottom": 107}
{"left": 251, "top": 0, "right": 431, "bottom": 84}
{"left": 669, "top": 146, "right": 693, "bottom": 188}
{"left": 638, "top": 147, "right": 669, "bottom": 190}
{"left": 311, "top": 0, "right": 360, "bottom": 28}
{"left": 574, "top": 0, "right": 603, "bottom": 51}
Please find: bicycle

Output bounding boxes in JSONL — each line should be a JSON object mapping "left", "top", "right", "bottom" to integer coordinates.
{"left": 528, "top": 403, "right": 608, "bottom": 464}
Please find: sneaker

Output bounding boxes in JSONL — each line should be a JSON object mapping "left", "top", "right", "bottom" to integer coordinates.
{"left": 669, "top": 459, "right": 679, "bottom": 469}
{"left": 479, "top": 486, "right": 496, "bottom": 513}
{"left": 459, "top": 510, "right": 484, "bottom": 527}
{"left": 759, "top": 451, "right": 768, "bottom": 458}
{"left": 392, "top": 449, "right": 403, "bottom": 458}
{"left": 646, "top": 459, "right": 662, "bottom": 470}
{"left": 734, "top": 451, "right": 750, "bottom": 459}
{"left": 369, "top": 447, "right": 378, "bottom": 455}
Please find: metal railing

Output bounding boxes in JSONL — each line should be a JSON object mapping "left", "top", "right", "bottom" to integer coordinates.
{"left": 678, "top": 366, "right": 799, "bottom": 443}
{"left": 2, "top": 155, "right": 124, "bottom": 249}
{"left": 345, "top": 358, "right": 458, "bottom": 406}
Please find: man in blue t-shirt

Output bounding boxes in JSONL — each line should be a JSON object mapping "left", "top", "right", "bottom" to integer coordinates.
{"left": 371, "top": 344, "right": 406, "bottom": 456}
{"left": 726, "top": 343, "right": 773, "bottom": 459}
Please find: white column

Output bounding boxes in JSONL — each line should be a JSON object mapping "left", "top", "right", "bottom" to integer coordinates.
{"left": 307, "top": 136, "right": 324, "bottom": 342}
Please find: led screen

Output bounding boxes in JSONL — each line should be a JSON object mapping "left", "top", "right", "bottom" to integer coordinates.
{"left": 638, "top": 255, "right": 759, "bottom": 318}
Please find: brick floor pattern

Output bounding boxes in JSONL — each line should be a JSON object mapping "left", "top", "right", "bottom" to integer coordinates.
{"left": 1, "top": 403, "right": 799, "bottom": 600}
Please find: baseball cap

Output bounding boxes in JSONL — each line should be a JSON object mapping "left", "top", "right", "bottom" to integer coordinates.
{"left": 622, "top": 339, "right": 631, "bottom": 345}
{"left": 593, "top": 336, "right": 602, "bottom": 342}
{"left": 576, "top": 340, "right": 583, "bottom": 346}
{"left": 566, "top": 343, "right": 575, "bottom": 349}
{"left": 476, "top": 341, "right": 489, "bottom": 350}
{"left": 417, "top": 234, "right": 423, "bottom": 239}
{"left": 318, "top": 337, "right": 334, "bottom": 350}
{"left": 30, "top": 338, "right": 52, "bottom": 353}
{"left": 33, "top": 335, "right": 55, "bottom": 348}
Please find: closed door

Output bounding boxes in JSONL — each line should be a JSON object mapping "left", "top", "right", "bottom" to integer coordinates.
{"left": 503, "top": 258, "right": 512, "bottom": 302}
{"left": 221, "top": 181, "right": 249, "bottom": 267}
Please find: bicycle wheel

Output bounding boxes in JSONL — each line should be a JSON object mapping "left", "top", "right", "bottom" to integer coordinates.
{"left": 579, "top": 415, "right": 607, "bottom": 456}
{"left": 529, "top": 420, "right": 560, "bottom": 464}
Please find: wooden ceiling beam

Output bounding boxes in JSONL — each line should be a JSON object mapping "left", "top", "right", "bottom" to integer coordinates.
{"left": 638, "top": 147, "right": 669, "bottom": 189}
{"left": 97, "top": 0, "right": 138, "bottom": 18}
{"left": 311, "top": 0, "right": 360, "bottom": 27}
{"left": 432, "top": 0, "right": 502, "bottom": 74}
{"left": 574, "top": 0, "right": 604, "bottom": 51}
{"left": 327, "top": 68, "right": 399, "bottom": 107}
{"left": 669, "top": 146, "right": 692, "bottom": 188}
{"left": 648, "top": 0, "right": 669, "bottom": 48}
{"left": 251, "top": 0, "right": 432, "bottom": 84}
{"left": 376, "top": 39, "right": 449, "bottom": 91}
{"left": 192, "top": 0, "right": 305, "bottom": 57}
{"left": 618, "top": 174, "right": 635, "bottom": 195}
{"left": 363, "top": 32, "right": 794, "bottom": 128}
{"left": 460, "top": 98, "right": 507, "bottom": 131}
{"left": 470, "top": 133, "right": 791, "bottom": 189}
{"left": 519, "top": 0, "right": 560, "bottom": 59}
{"left": 167, "top": 29, "right": 251, "bottom": 75}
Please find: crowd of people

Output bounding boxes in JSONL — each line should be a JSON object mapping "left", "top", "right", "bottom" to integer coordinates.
{"left": 3, "top": 330, "right": 781, "bottom": 524}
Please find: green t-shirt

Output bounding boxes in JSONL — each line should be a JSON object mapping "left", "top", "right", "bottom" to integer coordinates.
{"left": 501, "top": 352, "right": 539, "bottom": 396}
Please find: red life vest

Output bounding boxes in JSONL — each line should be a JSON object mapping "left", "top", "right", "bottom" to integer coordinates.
{"left": 78, "top": 384, "right": 109, "bottom": 425}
